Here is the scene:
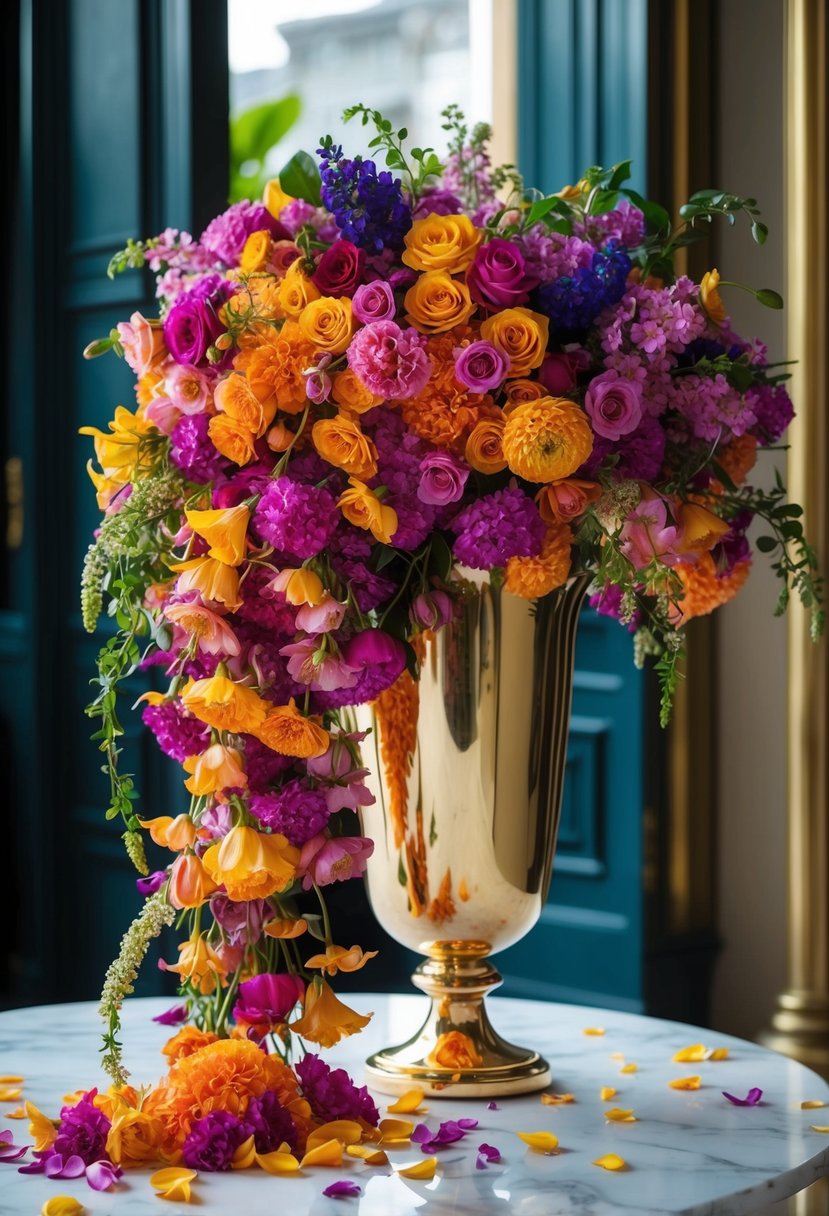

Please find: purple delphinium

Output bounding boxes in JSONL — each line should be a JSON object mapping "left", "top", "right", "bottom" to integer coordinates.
{"left": 328, "top": 526, "right": 396, "bottom": 612}
{"left": 451, "top": 485, "right": 546, "bottom": 570}
{"left": 318, "top": 142, "right": 412, "bottom": 253}
{"left": 295, "top": 1054, "right": 379, "bottom": 1126}
{"left": 182, "top": 1110, "right": 252, "bottom": 1171}
{"left": 52, "top": 1091, "right": 111, "bottom": 1166}
{"left": 253, "top": 477, "right": 339, "bottom": 560}
{"left": 249, "top": 781, "right": 331, "bottom": 846}
{"left": 141, "top": 699, "right": 210, "bottom": 763}
{"left": 170, "top": 413, "right": 230, "bottom": 483}
{"left": 534, "top": 243, "right": 632, "bottom": 335}
{"left": 200, "top": 201, "right": 290, "bottom": 268}
{"left": 245, "top": 1090, "right": 298, "bottom": 1153}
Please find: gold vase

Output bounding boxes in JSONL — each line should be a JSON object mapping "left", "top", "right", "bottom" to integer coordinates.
{"left": 355, "top": 572, "right": 591, "bottom": 1097}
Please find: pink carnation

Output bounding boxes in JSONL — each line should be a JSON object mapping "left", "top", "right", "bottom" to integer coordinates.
{"left": 347, "top": 320, "right": 431, "bottom": 400}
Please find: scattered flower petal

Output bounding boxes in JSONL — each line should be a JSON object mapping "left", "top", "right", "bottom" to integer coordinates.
{"left": 25, "top": 1101, "right": 58, "bottom": 1152}
{"left": 5, "top": 1107, "right": 26, "bottom": 1119}
{"left": 672, "top": 1044, "right": 707, "bottom": 1063}
{"left": 801, "top": 1101, "right": 828, "bottom": 1110}
{"left": 723, "top": 1088, "right": 763, "bottom": 1106}
{"left": 41, "top": 1199, "right": 85, "bottom": 1216}
{"left": 256, "top": 1150, "right": 300, "bottom": 1174}
{"left": 668, "top": 1076, "right": 702, "bottom": 1091}
{"left": 583, "top": 1027, "right": 605, "bottom": 1036}
{"left": 809, "top": 1125, "right": 829, "bottom": 1133}
{"left": 0, "top": 1088, "right": 22, "bottom": 1102}
{"left": 306, "top": 1121, "right": 363, "bottom": 1151}
{"left": 411, "top": 1118, "right": 478, "bottom": 1152}
{"left": 322, "top": 1179, "right": 362, "bottom": 1198}
{"left": 708, "top": 1048, "right": 730, "bottom": 1061}
{"left": 486, "top": 1101, "right": 499, "bottom": 1111}
{"left": 300, "top": 1138, "right": 344, "bottom": 1168}
{"left": 0, "top": 1129, "right": 28, "bottom": 1161}
{"left": 152, "top": 1004, "right": 189, "bottom": 1026}
{"left": 540, "top": 1093, "right": 574, "bottom": 1105}
{"left": 45, "top": 1154, "right": 86, "bottom": 1179}
{"left": 516, "top": 1131, "right": 559, "bottom": 1154}
{"left": 600, "top": 1088, "right": 617, "bottom": 1101}
{"left": 604, "top": 1108, "right": 637, "bottom": 1123}
{"left": 609, "top": 1052, "right": 625, "bottom": 1061}
{"left": 592, "top": 1153, "right": 627, "bottom": 1171}
{"left": 0, "top": 1076, "right": 24, "bottom": 1085}
{"left": 387, "top": 1089, "right": 427, "bottom": 1114}
{"left": 231, "top": 1133, "right": 257, "bottom": 1169}
{"left": 398, "top": 1156, "right": 437, "bottom": 1179}
{"left": 378, "top": 1118, "right": 415, "bottom": 1143}
{"left": 346, "top": 1145, "right": 389, "bottom": 1165}
{"left": 476, "top": 1143, "right": 502, "bottom": 1169}
{"left": 150, "top": 1166, "right": 198, "bottom": 1202}
{"left": 619, "top": 1063, "right": 638, "bottom": 1074}
{"left": 86, "top": 1159, "right": 123, "bottom": 1191}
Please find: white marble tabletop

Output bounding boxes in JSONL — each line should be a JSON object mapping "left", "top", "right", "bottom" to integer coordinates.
{"left": 1, "top": 994, "right": 828, "bottom": 1215}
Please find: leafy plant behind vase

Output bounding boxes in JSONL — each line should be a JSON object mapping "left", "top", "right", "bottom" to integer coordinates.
{"left": 229, "top": 93, "right": 301, "bottom": 202}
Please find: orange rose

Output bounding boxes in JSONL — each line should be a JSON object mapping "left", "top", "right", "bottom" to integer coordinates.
{"left": 331, "top": 368, "right": 383, "bottom": 414}
{"left": 298, "top": 296, "right": 354, "bottom": 354}
{"left": 480, "top": 308, "right": 549, "bottom": 376}
{"left": 404, "top": 271, "right": 476, "bottom": 334}
{"left": 402, "top": 214, "right": 482, "bottom": 274}
{"left": 207, "top": 413, "right": 258, "bottom": 465}
{"left": 253, "top": 700, "right": 330, "bottom": 758}
{"left": 337, "top": 477, "right": 398, "bottom": 543}
{"left": 465, "top": 418, "right": 507, "bottom": 473}
{"left": 290, "top": 978, "right": 373, "bottom": 1048}
{"left": 278, "top": 260, "right": 321, "bottom": 316}
{"left": 202, "top": 825, "right": 299, "bottom": 901}
{"left": 502, "top": 397, "right": 593, "bottom": 482}
{"left": 312, "top": 415, "right": 378, "bottom": 479}
{"left": 503, "top": 378, "right": 546, "bottom": 412}
{"left": 537, "top": 478, "right": 602, "bottom": 524}
{"left": 168, "top": 853, "right": 219, "bottom": 910}
{"left": 214, "top": 373, "right": 276, "bottom": 436}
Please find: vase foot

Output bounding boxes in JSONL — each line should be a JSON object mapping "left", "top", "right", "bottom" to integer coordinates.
{"left": 364, "top": 942, "right": 552, "bottom": 1097}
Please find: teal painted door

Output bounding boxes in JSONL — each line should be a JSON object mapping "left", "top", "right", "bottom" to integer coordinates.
{"left": 499, "top": 0, "right": 650, "bottom": 1010}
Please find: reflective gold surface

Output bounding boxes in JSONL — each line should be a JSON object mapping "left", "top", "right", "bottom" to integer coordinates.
{"left": 357, "top": 573, "right": 590, "bottom": 1095}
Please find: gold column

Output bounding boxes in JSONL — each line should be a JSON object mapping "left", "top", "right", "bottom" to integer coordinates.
{"left": 761, "top": 0, "right": 829, "bottom": 1081}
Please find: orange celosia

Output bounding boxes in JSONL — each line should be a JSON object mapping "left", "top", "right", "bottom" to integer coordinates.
{"left": 505, "top": 523, "right": 573, "bottom": 599}
{"left": 671, "top": 553, "right": 752, "bottom": 625}
{"left": 502, "top": 397, "right": 594, "bottom": 483}
{"left": 337, "top": 478, "right": 398, "bottom": 544}
{"left": 465, "top": 417, "right": 507, "bottom": 473}
{"left": 480, "top": 308, "right": 549, "bottom": 376}
{"left": 213, "top": 374, "right": 277, "bottom": 437}
{"left": 170, "top": 556, "right": 243, "bottom": 611}
{"left": 168, "top": 853, "right": 219, "bottom": 909}
{"left": 312, "top": 415, "right": 378, "bottom": 479}
{"left": 158, "top": 932, "right": 228, "bottom": 996}
{"left": 202, "top": 825, "right": 299, "bottom": 901}
{"left": 298, "top": 296, "right": 354, "bottom": 354}
{"left": 290, "top": 978, "right": 373, "bottom": 1048}
{"left": 233, "top": 321, "right": 316, "bottom": 414}
{"left": 244, "top": 273, "right": 287, "bottom": 322}
{"left": 207, "top": 412, "right": 258, "bottom": 466}
{"left": 253, "top": 700, "right": 330, "bottom": 758}
{"left": 161, "top": 1027, "right": 220, "bottom": 1064}
{"left": 180, "top": 671, "right": 268, "bottom": 734}
{"left": 331, "top": 368, "right": 383, "bottom": 414}
{"left": 305, "top": 944, "right": 379, "bottom": 976}
{"left": 185, "top": 505, "right": 250, "bottom": 567}
{"left": 183, "top": 743, "right": 247, "bottom": 796}
{"left": 425, "top": 1030, "right": 483, "bottom": 1070}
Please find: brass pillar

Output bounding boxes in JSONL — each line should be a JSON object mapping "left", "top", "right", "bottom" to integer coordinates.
{"left": 761, "top": 0, "right": 829, "bottom": 1082}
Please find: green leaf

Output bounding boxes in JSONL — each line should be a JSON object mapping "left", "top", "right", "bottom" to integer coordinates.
{"left": 623, "top": 189, "right": 671, "bottom": 235}
{"left": 756, "top": 287, "right": 784, "bottom": 309}
{"left": 427, "top": 532, "right": 453, "bottom": 581}
{"left": 524, "top": 195, "right": 564, "bottom": 228}
{"left": 587, "top": 188, "right": 619, "bottom": 215}
{"left": 751, "top": 220, "right": 769, "bottom": 245}
{"left": 278, "top": 149, "right": 322, "bottom": 206}
{"left": 608, "top": 160, "right": 633, "bottom": 190}
{"left": 756, "top": 535, "right": 778, "bottom": 553}
{"left": 230, "top": 94, "right": 301, "bottom": 173}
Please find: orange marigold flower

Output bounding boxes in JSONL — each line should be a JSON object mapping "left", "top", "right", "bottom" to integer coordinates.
{"left": 400, "top": 331, "right": 492, "bottom": 449}
{"left": 505, "top": 523, "right": 573, "bottom": 599}
{"left": 245, "top": 273, "right": 286, "bottom": 321}
{"left": 233, "top": 321, "right": 315, "bottom": 415}
{"left": 502, "top": 397, "right": 594, "bottom": 483}
{"left": 201, "top": 824, "right": 299, "bottom": 901}
{"left": 465, "top": 417, "right": 507, "bottom": 473}
{"left": 312, "top": 415, "right": 378, "bottom": 479}
{"left": 105, "top": 1106, "right": 168, "bottom": 1168}
{"left": 253, "top": 699, "right": 330, "bottom": 758}
{"left": 671, "top": 553, "right": 752, "bottom": 625}
{"left": 162, "top": 1027, "right": 220, "bottom": 1065}
{"left": 290, "top": 978, "right": 373, "bottom": 1048}
{"left": 181, "top": 671, "right": 268, "bottom": 734}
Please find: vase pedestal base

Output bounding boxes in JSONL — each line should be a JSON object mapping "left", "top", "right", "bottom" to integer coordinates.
{"left": 365, "top": 942, "right": 552, "bottom": 1098}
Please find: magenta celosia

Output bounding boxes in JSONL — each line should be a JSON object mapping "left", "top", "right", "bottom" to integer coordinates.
{"left": 141, "top": 700, "right": 209, "bottom": 763}
{"left": 249, "top": 781, "right": 331, "bottom": 845}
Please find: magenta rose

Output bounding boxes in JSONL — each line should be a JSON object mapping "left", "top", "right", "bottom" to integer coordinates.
{"left": 410, "top": 589, "right": 454, "bottom": 630}
{"left": 417, "top": 451, "right": 470, "bottom": 506}
{"left": 352, "top": 280, "right": 397, "bottom": 324}
{"left": 347, "top": 320, "right": 431, "bottom": 399}
{"left": 312, "top": 239, "right": 366, "bottom": 297}
{"left": 163, "top": 274, "right": 236, "bottom": 366}
{"left": 466, "top": 238, "right": 538, "bottom": 311}
{"left": 454, "top": 340, "right": 510, "bottom": 393}
{"left": 585, "top": 372, "right": 643, "bottom": 440}
{"left": 538, "top": 352, "right": 579, "bottom": 395}
{"left": 233, "top": 972, "right": 306, "bottom": 1027}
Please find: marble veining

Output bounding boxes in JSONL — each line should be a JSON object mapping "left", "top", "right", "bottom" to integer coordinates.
{"left": 0, "top": 994, "right": 827, "bottom": 1215}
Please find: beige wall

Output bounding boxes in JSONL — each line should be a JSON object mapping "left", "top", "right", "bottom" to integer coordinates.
{"left": 710, "top": 0, "right": 789, "bottom": 1041}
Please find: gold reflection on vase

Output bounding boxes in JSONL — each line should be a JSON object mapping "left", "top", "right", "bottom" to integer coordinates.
{"left": 355, "top": 572, "right": 590, "bottom": 1096}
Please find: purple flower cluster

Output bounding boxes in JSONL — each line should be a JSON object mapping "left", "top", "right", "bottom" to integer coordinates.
{"left": 182, "top": 1110, "right": 251, "bottom": 1171}
{"left": 451, "top": 485, "right": 546, "bottom": 569}
{"left": 245, "top": 1090, "right": 298, "bottom": 1153}
{"left": 318, "top": 144, "right": 412, "bottom": 253}
{"left": 534, "top": 243, "right": 632, "bottom": 334}
{"left": 170, "top": 414, "right": 229, "bottom": 483}
{"left": 365, "top": 408, "right": 442, "bottom": 549}
{"left": 200, "top": 201, "right": 290, "bottom": 267}
{"left": 253, "top": 477, "right": 339, "bottom": 560}
{"left": 249, "top": 781, "right": 331, "bottom": 845}
{"left": 141, "top": 699, "right": 209, "bottom": 763}
{"left": 295, "top": 1054, "right": 379, "bottom": 1126}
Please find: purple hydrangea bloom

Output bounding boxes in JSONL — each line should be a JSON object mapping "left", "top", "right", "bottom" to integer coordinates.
{"left": 141, "top": 700, "right": 209, "bottom": 763}
{"left": 364, "top": 408, "right": 441, "bottom": 550}
{"left": 249, "top": 781, "right": 331, "bottom": 845}
{"left": 451, "top": 486, "right": 546, "bottom": 570}
{"left": 748, "top": 382, "right": 794, "bottom": 444}
{"left": 329, "top": 527, "right": 396, "bottom": 612}
{"left": 412, "top": 187, "right": 464, "bottom": 217}
{"left": 253, "top": 477, "right": 339, "bottom": 560}
{"left": 295, "top": 1054, "right": 379, "bottom": 1126}
{"left": 580, "top": 412, "right": 667, "bottom": 482}
{"left": 200, "top": 201, "right": 290, "bottom": 268}
{"left": 170, "top": 414, "right": 229, "bottom": 483}
{"left": 52, "top": 1091, "right": 111, "bottom": 1167}
{"left": 245, "top": 1090, "right": 298, "bottom": 1153}
{"left": 233, "top": 566, "right": 299, "bottom": 634}
{"left": 182, "top": 1110, "right": 252, "bottom": 1171}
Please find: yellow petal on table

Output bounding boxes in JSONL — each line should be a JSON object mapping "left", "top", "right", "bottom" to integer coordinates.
{"left": 231, "top": 1133, "right": 256, "bottom": 1169}
{"left": 810, "top": 1125, "right": 829, "bottom": 1133}
{"left": 604, "top": 1108, "right": 637, "bottom": 1123}
{"left": 256, "top": 1150, "right": 301, "bottom": 1174}
{"left": 708, "top": 1047, "right": 730, "bottom": 1061}
{"left": 610, "top": 1052, "right": 626, "bottom": 1061}
{"left": 583, "top": 1027, "right": 605, "bottom": 1036}
{"left": 347, "top": 1144, "right": 390, "bottom": 1165}
{"left": 801, "top": 1101, "right": 828, "bottom": 1110}
{"left": 540, "top": 1093, "right": 575, "bottom": 1105}
{"left": 5, "top": 1106, "right": 26, "bottom": 1119}
{"left": 619, "top": 1063, "right": 638, "bottom": 1075}
{"left": 672, "top": 1044, "right": 707, "bottom": 1063}
{"left": 600, "top": 1088, "right": 617, "bottom": 1101}
{"left": 398, "top": 1156, "right": 437, "bottom": 1180}
{"left": 379, "top": 1117, "right": 415, "bottom": 1142}
{"left": 387, "top": 1088, "right": 427, "bottom": 1114}
{"left": 41, "top": 1199, "right": 86, "bottom": 1216}
{"left": 300, "top": 1138, "right": 344, "bottom": 1168}
{"left": 150, "top": 1167, "right": 198, "bottom": 1203}
{"left": 306, "top": 1120, "right": 363, "bottom": 1151}
{"left": 25, "top": 1100, "right": 58, "bottom": 1151}
{"left": 592, "top": 1153, "right": 627, "bottom": 1171}
{"left": 0, "top": 1075, "right": 24, "bottom": 1084}
{"left": 517, "top": 1130, "right": 560, "bottom": 1153}
{"left": 668, "top": 1076, "right": 702, "bottom": 1091}
{"left": 0, "top": 1088, "right": 22, "bottom": 1102}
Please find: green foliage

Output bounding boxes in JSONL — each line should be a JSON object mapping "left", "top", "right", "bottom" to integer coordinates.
{"left": 340, "top": 103, "right": 443, "bottom": 202}
{"left": 278, "top": 149, "right": 322, "bottom": 206}
{"left": 230, "top": 93, "right": 302, "bottom": 203}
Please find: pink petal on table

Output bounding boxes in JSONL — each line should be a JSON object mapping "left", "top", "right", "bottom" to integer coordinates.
{"left": 723, "top": 1088, "right": 763, "bottom": 1106}
{"left": 45, "top": 1154, "right": 86, "bottom": 1179}
{"left": 86, "top": 1159, "right": 123, "bottom": 1191}
{"left": 476, "top": 1143, "right": 502, "bottom": 1170}
{"left": 411, "top": 1124, "right": 432, "bottom": 1144}
{"left": 322, "top": 1180, "right": 361, "bottom": 1198}
{"left": 486, "top": 1101, "right": 499, "bottom": 1111}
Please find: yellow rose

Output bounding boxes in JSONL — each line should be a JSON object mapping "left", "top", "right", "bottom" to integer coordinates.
{"left": 239, "top": 231, "right": 272, "bottom": 274}
{"left": 465, "top": 418, "right": 508, "bottom": 474}
{"left": 402, "top": 214, "right": 482, "bottom": 274}
{"left": 480, "top": 307, "right": 549, "bottom": 376}
{"left": 404, "top": 271, "right": 476, "bottom": 334}
{"left": 331, "top": 368, "right": 383, "bottom": 414}
{"left": 312, "top": 414, "right": 378, "bottom": 479}
{"left": 298, "top": 296, "right": 354, "bottom": 354}
{"left": 207, "top": 413, "right": 258, "bottom": 465}
{"left": 278, "top": 259, "right": 321, "bottom": 316}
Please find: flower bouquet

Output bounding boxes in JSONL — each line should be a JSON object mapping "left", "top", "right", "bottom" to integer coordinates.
{"left": 18, "top": 103, "right": 815, "bottom": 1189}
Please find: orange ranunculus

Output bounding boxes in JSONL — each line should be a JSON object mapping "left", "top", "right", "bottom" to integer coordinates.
{"left": 298, "top": 296, "right": 354, "bottom": 354}
{"left": 170, "top": 556, "right": 243, "bottom": 611}
{"left": 465, "top": 418, "right": 507, "bottom": 473}
{"left": 538, "top": 478, "right": 602, "bottom": 524}
{"left": 201, "top": 825, "right": 299, "bottom": 902}
{"left": 183, "top": 743, "right": 247, "bottom": 796}
{"left": 504, "top": 523, "right": 573, "bottom": 599}
{"left": 105, "top": 1106, "right": 167, "bottom": 1167}
{"left": 168, "top": 853, "right": 220, "bottom": 910}
{"left": 404, "top": 271, "right": 476, "bottom": 334}
{"left": 337, "top": 477, "right": 398, "bottom": 543}
{"left": 502, "top": 397, "right": 594, "bottom": 483}
{"left": 331, "top": 369, "right": 383, "bottom": 414}
{"left": 304, "top": 944, "right": 379, "bottom": 976}
{"left": 402, "top": 213, "right": 482, "bottom": 274}
{"left": 213, "top": 373, "right": 277, "bottom": 437}
{"left": 278, "top": 259, "right": 321, "bottom": 317}
{"left": 674, "top": 501, "right": 731, "bottom": 555}
{"left": 159, "top": 932, "right": 228, "bottom": 995}
{"left": 700, "top": 268, "right": 727, "bottom": 326}
{"left": 138, "top": 814, "right": 197, "bottom": 851}
{"left": 239, "top": 231, "right": 272, "bottom": 274}
{"left": 290, "top": 978, "right": 373, "bottom": 1048}
{"left": 670, "top": 552, "right": 752, "bottom": 625}
{"left": 312, "top": 415, "right": 378, "bottom": 479}
{"left": 480, "top": 308, "right": 549, "bottom": 376}
{"left": 184, "top": 505, "right": 250, "bottom": 566}
{"left": 233, "top": 320, "right": 315, "bottom": 415}
{"left": 424, "top": 1030, "right": 483, "bottom": 1070}
{"left": 207, "top": 413, "right": 258, "bottom": 466}
{"left": 253, "top": 700, "right": 330, "bottom": 758}
{"left": 161, "top": 1027, "right": 220, "bottom": 1064}
{"left": 181, "top": 671, "right": 268, "bottom": 734}
{"left": 271, "top": 567, "right": 326, "bottom": 606}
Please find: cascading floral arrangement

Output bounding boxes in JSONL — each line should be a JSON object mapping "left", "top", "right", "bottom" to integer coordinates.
{"left": 24, "top": 104, "right": 816, "bottom": 1189}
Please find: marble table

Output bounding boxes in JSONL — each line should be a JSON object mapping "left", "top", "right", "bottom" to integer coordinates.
{"left": 1, "top": 994, "right": 828, "bottom": 1215}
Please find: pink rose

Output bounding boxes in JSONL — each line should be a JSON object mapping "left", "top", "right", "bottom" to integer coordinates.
{"left": 454, "top": 340, "right": 510, "bottom": 393}
{"left": 271, "top": 240, "right": 302, "bottom": 276}
{"left": 410, "top": 590, "right": 454, "bottom": 630}
{"left": 584, "top": 372, "right": 643, "bottom": 440}
{"left": 352, "top": 280, "right": 397, "bottom": 324}
{"left": 417, "top": 451, "right": 469, "bottom": 506}
{"left": 466, "top": 238, "right": 537, "bottom": 311}
{"left": 312, "top": 239, "right": 366, "bottom": 297}
{"left": 347, "top": 320, "right": 431, "bottom": 400}
{"left": 116, "top": 311, "right": 167, "bottom": 374}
